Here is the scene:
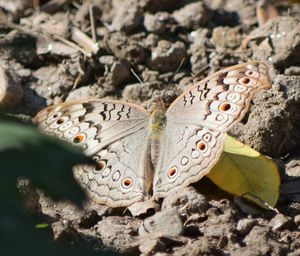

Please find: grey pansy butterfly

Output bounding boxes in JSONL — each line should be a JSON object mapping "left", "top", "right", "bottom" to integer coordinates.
{"left": 35, "top": 62, "right": 271, "bottom": 207}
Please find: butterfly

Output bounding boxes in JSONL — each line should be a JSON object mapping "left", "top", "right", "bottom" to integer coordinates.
{"left": 35, "top": 62, "right": 271, "bottom": 207}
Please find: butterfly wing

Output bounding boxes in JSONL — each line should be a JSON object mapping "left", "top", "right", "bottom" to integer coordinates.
{"left": 35, "top": 100, "right": 151, "bottom": 207}
{"left": 153, "top": 62, "right": 271, "bottom": 198}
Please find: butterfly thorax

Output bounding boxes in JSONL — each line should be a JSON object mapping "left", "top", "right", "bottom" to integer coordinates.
{"left": 149, "top": 101, "right": 167, "bottom": 168}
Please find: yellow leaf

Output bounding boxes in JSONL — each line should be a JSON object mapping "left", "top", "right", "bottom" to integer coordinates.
{"left": 207, "top": 135, "right": 280, "bottom": 209}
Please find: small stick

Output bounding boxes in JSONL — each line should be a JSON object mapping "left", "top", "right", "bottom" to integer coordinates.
{"left": 89, "top": 4, "right": 97, "bottom": 43}
{"left": 71, "top": 27, "right": 99, "bottom": 55}
{"left": 53, "top": 34, "right": 92, "bottom": 57}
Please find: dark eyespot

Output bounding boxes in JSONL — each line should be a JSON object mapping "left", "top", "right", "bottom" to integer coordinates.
{"left": 197, "top": 141, "right": 207, "bottom": 152}
{"left": 219, "top": 102, "right": 231, "bottom": 112}
{"left": 73, "top": 134, "right": 86, "bottom": 144}
{"left": 56, "top": 118, "right": 64, "bottom": 125}
{"left": 241, "top": 77, "right": 250, "bottom": 84}
{"left": 168, "top": 167, "right": 178, "bottom": 179}
{"left": 122, "top": 178, "right": 133, "bottom": 188}
{"left": 95, "top": 160, "right": 106, "bottom": 171}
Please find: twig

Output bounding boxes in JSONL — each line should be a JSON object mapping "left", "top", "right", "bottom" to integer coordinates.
{"left": 71, "top": 27, "right": 99, "bottom": 55}
{"left": 89, "top": 4, "right": 97, "bottom": 43}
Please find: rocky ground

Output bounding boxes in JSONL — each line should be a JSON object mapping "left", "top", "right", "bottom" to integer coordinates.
{"left": 1, "top": 0, "right": 300, "bottom": 255}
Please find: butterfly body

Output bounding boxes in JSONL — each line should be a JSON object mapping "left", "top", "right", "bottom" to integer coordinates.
{"left": 35, "top": 62, "right": 271, "bottom": 207}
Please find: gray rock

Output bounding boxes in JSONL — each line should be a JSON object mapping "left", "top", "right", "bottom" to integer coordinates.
{"left": 97, "top": 216, "right": 141, "bottom": 253}
{"left": 269, "top": 214, "right": 293, "bottom": 232}
{"left": 144, "top": 12, "right": 171, "bottom": 34}
{"left": 108, "top": 32, "right": 147, "bottom": 64}
{"left": 229, "top": 75, "right": 300, "bottom": 158}
{"left": 148, "top": 40, "right": 187, "bottom": 73}
{"left": 161, "top": 186, "right": 208, "bottom": 216}
{"left": 247, "top": 17, "right": 300, "bottom": 68}
{"left": 211, "top": 26, "right": 242, "bottom": 49}
{"left": 139, "top": 208, "right": 183, "bottom": 237}
{"left": 236, "top": 218, "right": 258, "bottom": 235}
{"left": 173, "top": 2, "right": 212, "bottom": 30}
{"left": 111, "top": 0, "right": 143, "bottom": 34}
{"left": 122, "top": 81, "right": 163, "bottom": 102}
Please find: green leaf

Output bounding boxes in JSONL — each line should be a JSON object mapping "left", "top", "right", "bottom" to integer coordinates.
{"left": 207, "top": 135, "right": 280, "bottom": 209}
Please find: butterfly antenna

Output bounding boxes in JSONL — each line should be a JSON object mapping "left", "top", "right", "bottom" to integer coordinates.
{"left": 170, "top": 58, "right": 185, "bottom": 84}
{"left": 160, "top": 58, "right": 185, "bottom": 103}
{"left": 130, "top": 68, "right": 143, "bottom": 85}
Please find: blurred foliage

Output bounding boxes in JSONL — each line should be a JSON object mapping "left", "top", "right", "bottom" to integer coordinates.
{"left": 0, "top": 115, "right": 122, "bottom": 256}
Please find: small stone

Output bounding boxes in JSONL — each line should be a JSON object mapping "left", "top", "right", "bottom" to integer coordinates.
{"left": 236, "top": 218, "right": 257, "bottom": 235}
{"left": 138, "top": 208, "right": 183, "bottom": 237}
{"left": 294, "top": 215, "right": 300, "bottom": 226}
{"left": 161, "top": 187, "right": 208, "bottom": 216}
{"left": 128, "top": 200, "right": 160, "bottom": 217}
{"left": 66, "top": 84, "right": 107, "bottom": 101}
{"left": 285, "top": 158, "right": 300, "bottom": 177}
{"left": 269, "top": 214, "right": 293, "bottom": 232}
{"left": 148, "top": 40, "right": 187, "bottom": 73}
{"left": 97, "top": 216, "right": 141, "bottom": 253}
{"left": 173, "top": 2, "right": 212, "bottom": 30}
{"left": 174, "top": 238, "right": 212, "bottom": 255}
{"left": 122, "top": 81, "right": 163, "bottom": 102}
{"left": 243, "top": 226, "right": 269, "bottom": 254}
{"left": 0, "top": 63, "right": 23, "bottom": 108}
{"left": 110, "top": 59, "right": 130, "bottom": 87}
{"left": 211, "top": 26, "right": 242, "bottom": 49}
{"left": 144, "top": 12, "right": 167, "bottom": 34}
{"left": 51, "top": 221, "right": 77, "bottom": 242}
{"left": 189, "top": 28, "right": 209, "bottom": 52}
{"left": 108, "top": 32, "right": 147, "bottom": 64}
{"left": 111, "top": 0, "right": 143, "bottom": 34}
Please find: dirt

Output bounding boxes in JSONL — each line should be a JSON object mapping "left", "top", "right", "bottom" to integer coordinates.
{"left": 1, "top": 0, "right": 300, "bottom": 255}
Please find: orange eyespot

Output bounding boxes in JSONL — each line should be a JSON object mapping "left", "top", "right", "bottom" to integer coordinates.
{"left": 197, "top": 141, "right": 207, "bottom": 152}
{"left": 168, "top": 167, "right": 178, "bottom": 178}
{"left": 122, "top": 178, "right": 133, "bottom": 188}
{"left": 96, "top": 160, "right": 106, "bottom": 171}
{"left": 73, "top": 133, "right": 86, "bottom": 144}
{"left": 241, "top": 77, "right": 250, "bottom": 84}
{"left": 219, "top": 102, "right": 231, "bottom": 112}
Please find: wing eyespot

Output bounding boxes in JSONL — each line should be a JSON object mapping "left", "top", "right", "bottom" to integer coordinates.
{"left": 95, "top": 160, "right": 106, "bottom": 171}
{"left": 219, "top": 102, "right": 231, "bottom": 112}
{"left": 168, "top": 167, "right": 178, "bottom": 179}
{"left": 240, "top": 77, "right": 251, "bottom": 85}
{"left": 73, "top": 133, "right": 86, "bottom": 144}
{"left": 122, "top": 178, "right": 133, "bottom": 189}
{"left": 245, "top": 69, "right": 259, "bottom": 78}
{"left": 56, "top": 118, "right": 65, "bottom": 125}
{"left": 197, "top": 141, "right": 207, "bottom": 152}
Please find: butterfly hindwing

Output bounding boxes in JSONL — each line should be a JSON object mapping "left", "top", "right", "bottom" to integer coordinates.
{"left": 153, "top": 62, "right": 271, "bottom": 198}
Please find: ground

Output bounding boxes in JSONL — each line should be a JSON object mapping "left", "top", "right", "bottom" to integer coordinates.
{"left": 1, "top": 0, "right": 300, "bottom": 255}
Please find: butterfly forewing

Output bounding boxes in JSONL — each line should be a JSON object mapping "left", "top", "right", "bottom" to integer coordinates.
{"left": 35, "top": 100, "right": 152, "bottom": 207}
{"left": 153, "top": 62, "right": 271, "bottom": 198}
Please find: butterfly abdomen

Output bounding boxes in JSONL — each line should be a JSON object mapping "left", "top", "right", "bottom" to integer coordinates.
{"left": 149, "top": 103, "right": 167, "bottom": 168}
